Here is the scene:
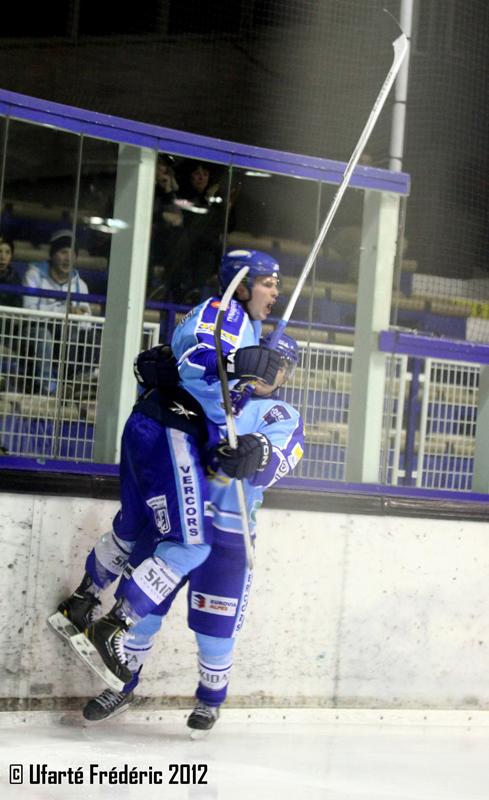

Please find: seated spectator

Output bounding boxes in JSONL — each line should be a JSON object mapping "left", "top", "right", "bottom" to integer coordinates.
{"left": 0, "top": 235, "right": 22, "bottom": 308}
{"left": 23, "top": 229, "right": 91, "bottom": 315}
{"left": 22, "top": 230, "right": 93, "bottom": 395}
{"left": 0, "top": 235, "right": 23, "bottom": 397}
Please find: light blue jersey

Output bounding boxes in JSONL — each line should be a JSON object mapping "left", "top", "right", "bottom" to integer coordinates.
{"left": 171, "top": 296, "right": 262, "bottom": 424}
{"left": 206, "top": 395, "right": 304, "bottom": 541}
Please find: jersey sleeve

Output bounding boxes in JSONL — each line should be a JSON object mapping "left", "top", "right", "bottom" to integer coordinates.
{"left": 74, "top": 276, "right": 91, "bottom": 315}
{"left": 248, "top": 401, "right": 305, "bottom": 489}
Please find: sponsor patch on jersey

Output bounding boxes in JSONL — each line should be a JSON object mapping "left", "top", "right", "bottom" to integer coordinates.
{"left": 197, "top": 321, "right": 216, "bottom": 335}
{"left": 221, "top": 329, "right": 238, "bottom": 345}
{"left": 263, "top": 404, "right": 291, "bottom": 426}
{"left": 146, "top": 495, "right": 171, "bottom": 535}
{"left": 211, "top": 300, "right": 221, "bottom": 308}
{"left": 274, "top": 456, "right": 289, "bottom": 481}
{"left": 287, "top": 442, "right": 304, "bottom": 469}
{"left": 225, "top": 300, "right": 241, "bottom": 323}
{"left": 191, "top": 591, "right": 238, "bottom": 616}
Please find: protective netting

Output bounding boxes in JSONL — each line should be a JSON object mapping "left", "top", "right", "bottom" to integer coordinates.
{"left": 1, "top": 0, "right": 489, "bottom": 340}
{"left": 0, "top": 0, "right": 398, "bottom": 162}
{"left": 397, "top": 0, "right": 489, "bottom": 343}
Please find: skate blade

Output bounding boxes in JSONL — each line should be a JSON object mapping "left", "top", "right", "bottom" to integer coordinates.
{"left": 82, "top": 701, "right": 134, "bottom": 725}
{"left": 47, "top": 611, "right": 80, "bottom": 643}
{"left": 189, "top": 728, "right": 212, "bottom": 740}
{"left": 70, "top": 632, "right": 125, "bottom": 692}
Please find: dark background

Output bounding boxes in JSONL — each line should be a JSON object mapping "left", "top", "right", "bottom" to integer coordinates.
{"left": 0, "top": 0, "right": 488, "bottom": 278}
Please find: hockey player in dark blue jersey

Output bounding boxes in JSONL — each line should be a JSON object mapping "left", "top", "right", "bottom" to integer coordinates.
{"left": 49, "top": 251, "right": 290, "bottom": 722}
{"left": 72, "top": 333, "right": 303, "bottom": 730}
{"left": 51, "top": 328, "right": 303, "bottom": 729}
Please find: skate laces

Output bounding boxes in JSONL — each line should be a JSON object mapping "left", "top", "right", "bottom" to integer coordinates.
{"left": 96, "top": 688, "right": 126, "bottom": 711}
{"left": 192, "top": 702, "right": 218, "bottom": 721}
{"left": 113, "top": 628, "right": 129, "bottom": 666}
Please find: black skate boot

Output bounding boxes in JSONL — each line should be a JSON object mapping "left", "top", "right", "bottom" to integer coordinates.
{"left": 85, "top": 610, "right": 133, "bottom": 685}
{"left": 70, "top": 604, "right": 133, "bottom": 691}
{"left": 187, "top": 702, "right": 220, "bottom": 733}
{"left": 83, "top": 688, "right": 134, "bottom": 722}
{"left": 48, "top": 574, "right": 101, "bottom": 643}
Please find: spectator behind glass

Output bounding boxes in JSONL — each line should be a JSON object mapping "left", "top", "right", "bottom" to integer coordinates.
{"left": 0, "top": 236, "right": 22, "bottom": 308}
{"left": 148, "top": 155, "right": 184, "bottom": 298}
{"left": 169, "top": 161, "right": 232, "bottom": 303}
{"left": 23, "top": 229, "right": 91, "bottom": 315}
{"left": 0, "top": 236, "right": 23, "bottom": 401}
{"left": 22, "top": 230, "right": 92, "bottom": 395}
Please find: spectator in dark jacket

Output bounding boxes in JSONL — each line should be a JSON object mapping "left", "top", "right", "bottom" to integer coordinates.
{"left": 0, "top": 236, "right": 22, "bottom": 308}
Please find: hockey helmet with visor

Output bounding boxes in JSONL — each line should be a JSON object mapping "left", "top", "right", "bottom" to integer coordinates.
{"left": 261, "top": 331, "right": 299, "bottom": 381}
{"left": 219, "top": 249, "right": 280, "bottom": 293}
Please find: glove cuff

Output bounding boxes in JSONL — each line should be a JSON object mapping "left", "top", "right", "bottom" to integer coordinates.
{"left": 225, "top": 351, "right": 236, "bottom": 377}
{"left": 253, "top": 433, "right": 271, "bottom": 470}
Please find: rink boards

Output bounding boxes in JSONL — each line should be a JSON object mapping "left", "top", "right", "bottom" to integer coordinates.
{"left": 1, "top": 491, "right": 487, "bottom": 710}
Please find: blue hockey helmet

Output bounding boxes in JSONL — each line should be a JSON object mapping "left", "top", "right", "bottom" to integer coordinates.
{"left": 219, "top": 249, "right": 280, "bottom": 293}
{"left": 261, "top": 331, "right": 299, "bottom": 379}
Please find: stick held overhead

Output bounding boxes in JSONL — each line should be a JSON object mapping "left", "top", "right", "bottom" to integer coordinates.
{"left": 268, "top": 26, "right": 408, "bottom": 350}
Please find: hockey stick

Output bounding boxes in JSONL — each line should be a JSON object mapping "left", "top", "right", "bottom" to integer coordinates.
{"left": 214, "top": 265, "right": 255, "bottom": 571}
{"left": 268, "top": 29, "right": 408, "bottom": 349}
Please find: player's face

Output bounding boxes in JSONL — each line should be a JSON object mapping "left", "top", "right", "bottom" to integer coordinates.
{"left": 254, "top": 366, "right": 287, "bottom": 396}
{"left": 246, "top": 275, "right": 279, "bottom": 321}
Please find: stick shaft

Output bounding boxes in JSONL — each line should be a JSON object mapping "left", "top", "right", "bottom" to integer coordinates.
{"left": 214, "top": 266, "right": 255, "bottom": 570}
{"left": 269, "top": 33, "right": 408, "bottom": 349}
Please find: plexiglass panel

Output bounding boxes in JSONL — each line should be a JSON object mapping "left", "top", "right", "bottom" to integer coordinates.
{"left": 224, "top": 168, "right": 321, "bottom": 326}
{"left": 147, "top": 154, "right": 231, "bottom": 304}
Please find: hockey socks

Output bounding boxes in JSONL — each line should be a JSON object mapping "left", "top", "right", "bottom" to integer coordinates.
{"left": 195, "top": 633, "right": 235, "bottom": 708}
{"left": 85, "top": 531, "right": 135, "bottom": 590}
{"left": 119, "top": 555, "right": 183, "bottom": 620}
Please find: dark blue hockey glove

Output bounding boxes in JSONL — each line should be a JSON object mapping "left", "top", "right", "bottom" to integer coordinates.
{"left": 133, "top": 344, "right": 179, "bottom": 389}
{"left": 215, "top": 433, "right": 272, "bottom": 480}
{"left": 225, "top": 345, "right": 282, "bottom": 384}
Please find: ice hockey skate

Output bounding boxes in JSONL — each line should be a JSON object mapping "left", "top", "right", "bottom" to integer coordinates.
{"left": 70, "top": 609, "right": 133, "bottom": 692}
{"left": 83, "top": 688, "right": 135, "bottom": 722}
{"left": 48, "top": 576, "right": 101, "bottom": 644}
{"left": 187, "top": 701, "right": 220, "bottom": 739}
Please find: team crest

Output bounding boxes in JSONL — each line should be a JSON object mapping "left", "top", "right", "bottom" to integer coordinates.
{"left": 264, "top": 404, "right": 291, "bottom": 425}
{"left": 146, "top": 495, "right": 171, "bottom": 534}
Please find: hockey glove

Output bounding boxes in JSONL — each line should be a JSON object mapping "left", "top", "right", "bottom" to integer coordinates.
{"left": 216, "top": 433, "right": 272, "bottom": 480}
{"left": 225, "top": 346, "right": 282, "bottom": 385}
{"left": 134, "top": 344, "right": 179, "bottom": 389}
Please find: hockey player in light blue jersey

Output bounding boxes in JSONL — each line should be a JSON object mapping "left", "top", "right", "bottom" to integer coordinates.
{"left": 171, "top": 248, "right": 282, "bottom": 423}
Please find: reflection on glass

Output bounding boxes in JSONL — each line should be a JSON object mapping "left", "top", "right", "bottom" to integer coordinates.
{"left": 147, "top": 154, "right": 230, "bottom": 304}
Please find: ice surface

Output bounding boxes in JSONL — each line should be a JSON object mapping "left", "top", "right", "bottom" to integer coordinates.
{"left": 1, "top": 708, "right": 488, "bottom": 800}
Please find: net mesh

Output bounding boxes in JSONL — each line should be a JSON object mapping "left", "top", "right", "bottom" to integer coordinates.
{"left": 1, "top": 0, "right": 489, "bottom": 339}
